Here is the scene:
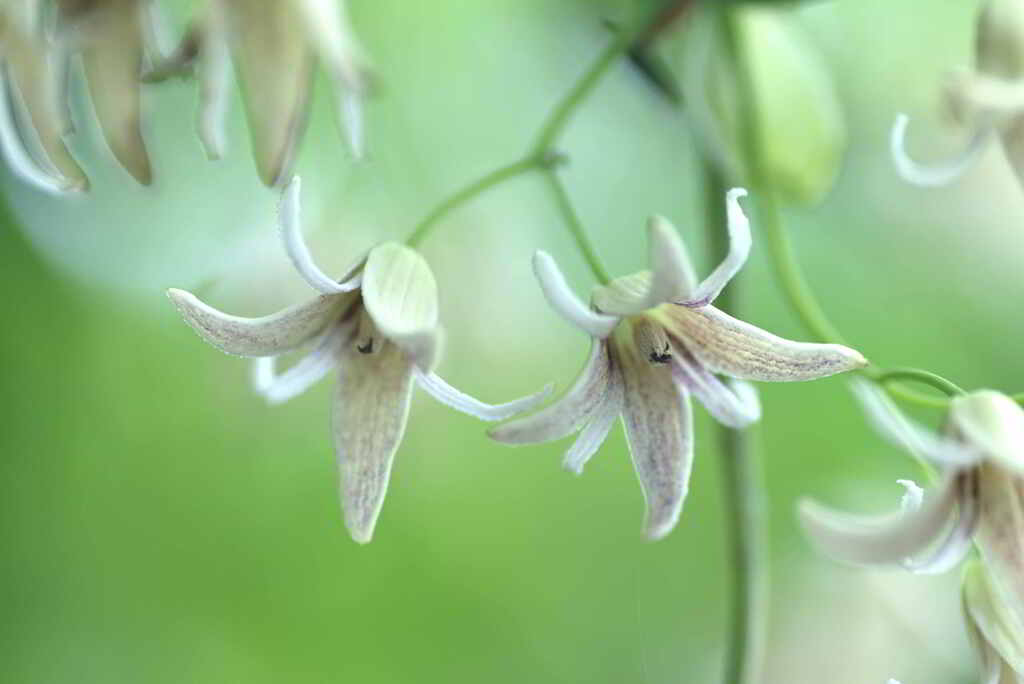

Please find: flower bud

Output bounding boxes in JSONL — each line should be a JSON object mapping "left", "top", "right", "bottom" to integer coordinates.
{"left": 700, "top": 7, "right": 846, "bottom": 206}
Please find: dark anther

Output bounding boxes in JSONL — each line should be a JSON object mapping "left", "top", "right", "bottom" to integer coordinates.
{"left": 357, "top": 339, "right": 374, "bottom": 354}
{"left": 649, "top": 342, "right": 672, "bottom": 365}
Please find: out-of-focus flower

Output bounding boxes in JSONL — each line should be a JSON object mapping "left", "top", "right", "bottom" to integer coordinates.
{"left": 54, "top": 0, "right": 166, "bottom": 185}
{"left": 167, "top": 177, "right": 550, "bottom": 543}
{"left": 891, "top": 0, "right": 1024, "bottom": 188}
{"left": 800, "top": 383, "right": 1024, "bottom": 609}
{"left": 962, "top": 560, "right": 1024, "bottom": 684}
{"left": 686, "top": 6, "right": 846, "bottom": 206}
{"left": 0, "top": 1, "right": 88, "bottom": 192}
{"left": 154, "top": 0, "right": 370, "bottom": 186}
{"left": 490, "top": 189, "right": 866, "bottom": 540}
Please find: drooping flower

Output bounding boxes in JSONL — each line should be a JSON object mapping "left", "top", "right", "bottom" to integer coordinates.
{"left": 153, "top": 0, "right": 370, "bottom": 186}
{"left": 168, "top": 177, "right": 550, "bottom": 543}
{"left": 890, "top": 0, "right": 1024, "bottom": 188}
{"left": 800, "top": 382, "right": 1024, "bottom": 608}
{"left": 490, "top": 189, "right": 867, "bottom": 540}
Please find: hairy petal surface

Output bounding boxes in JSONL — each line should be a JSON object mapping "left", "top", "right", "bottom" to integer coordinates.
{"left": 661, "top": 304, "right": 866, "bottom": 381}
{"left": 489, "top": 340, "right": 615, "bottom": 445}
{"left": 334, "top": 341, "right": 414, "bottom": 544}
{"left": 168, "top": 287, "right": 351, "bottom": 356}
{"left": 533, "top": 251, "right": 619, "bottom": 338}
{"left": 890, "top": 113, "right": 991, "bottom": 187}
{"left": 413, "top": 368, "right": 553, "bottom": 422}
{"left": 618, "top": 344, "right": 694, "bottom": 541}
{"left": 798, "top": 473, "right": 963, "bottom": 565}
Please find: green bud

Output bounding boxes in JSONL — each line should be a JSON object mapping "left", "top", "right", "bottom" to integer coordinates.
{"left": 701, "top": 7, "right": 846, "bottom": 206}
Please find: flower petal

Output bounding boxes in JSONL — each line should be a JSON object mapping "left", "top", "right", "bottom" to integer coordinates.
{"left": 949, "top": 391, "right": 1024, "bottom": 474}
{"left": 975, "top": 461, "right": 1024, "bottom": 633}
{"left": 532, "top": 251, "right": 619, "bottom": 338}
{"left": 222, "top": 1, "right": 314, "bottom": 186}
{"left": 413, "top": 368, "right": 553, "bottom": 421}
{"left": 334, "top": 340, "right": 415, "bottom": 543}
{"left": 890, "top": 113, "right": 991, "bottom": 187}
{"left": 563, "top": 371, "right": 623, "bottom": 475}
{"left": 279, "top": 176, "right": 364, "bottom": 293}
{"left": 167, "top": 287, "right": 352, "bottom": 357}
{"left": 196, "top": 11, "right": 231, "bottom": 161}
{"left": 0, "top": 71, "right": 70, "bottom": 194}
{"left": 682, "top": 188, "right": 752, "bottom": 307}
{"left": 252, "top": 323, "right": 348, "bottom": 404}
{"left": 619, "top": 343, "right": 694, "bottom": 540}
{"left": 661, "top": 304, "right": 866, "bottom": 381}
{"left": 361, "top": 242, "right": 441, "bottom": 369}
{"left": 852, "top": 379, "right": 980, "bottom": 467}
{"left": 1001, "top": 118, "right": 1024, "bottom": 190}
{"left": 962, "top": 560, "right": 1024, "bottom": 678}
{"left": 903, "top": 472, "right": 978, "bottom": 575}
{"left": 798, "top": 473, "right": 961, "bottom": 565}
{"left": 669, "top": 340, "right": 761, "bottom": 428}
{"left": 73, "top": 6, "right": 153, "bottom": 184}
{"left": 489, "top": 340, "right": 615, "bottom": 445}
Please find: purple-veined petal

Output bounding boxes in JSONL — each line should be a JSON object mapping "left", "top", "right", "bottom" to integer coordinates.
{"left": 168, "top": 287, "right": 352, "bottom": 357}
{"left": 619, "top": 344, "right": 694, "bottom": 540}
{"left": 853, "top": 380, "right": 980, "bottom": 467}
{"left": 890, "top": 113, "right": 991, "bottom": 187}
{"left": 682, "top": 188, "right": 751, "bottom": 307}
{"left": 660, "top": 304, "right": 866, "bottom": 382}
{"left": 334, "top": 340, "right": 415, "bottom": 543}
{"left": 533, "top": 251, "right": 619, "bottom": 338}
{"left": 252, "top": 323, "right": 348, "bottom": 404}
{"left": 413, "top": 368, "right": 553, "bottom": 421}
{"left": 564, "top": 370, "right": 623, "bottom": 474}
{"left": 280, "top": 176, "right": 365, "bottom": 293}
{"left": 489, "top": 340, "right": 615, "bottom": 445}
{"left": 669, "top": 340, "right": 761, "bottom": 428}
{"left": 798, "top": 472, "right": 961, "bottom": 566}
{"left": 904, "top": 472, "right": 979, "bottom": 574}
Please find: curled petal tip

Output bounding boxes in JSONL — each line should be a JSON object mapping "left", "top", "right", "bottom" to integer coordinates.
{"left": 532, "top": 250, "right": 618, "bottom": 338}
{"left": 727, "top": 187, "right": 748, "bottom": 201}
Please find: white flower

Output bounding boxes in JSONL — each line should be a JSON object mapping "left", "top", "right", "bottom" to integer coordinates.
{"left": 490, "top": 189, "right": 867, "bottom": 540}
{"left": 890, "top": 0, "right": 1024, "bottom": 188}
{"left": 168, "top": 177, "right": 551, "bottom": 543}
{"left": 154, "top": 0, "right": 370, "bottom": 186}
{"left": 800, "top": 382, "right": 1024, "bottom": 597}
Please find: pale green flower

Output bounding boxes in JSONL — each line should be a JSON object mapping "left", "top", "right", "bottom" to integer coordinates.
{"left": 155, "top": 0, "right": 370, "bottom": 186}
{"left": 891, "top": 0, "right": 1024, "bottom": 188}
{"left": 491, "top": 189, "right": 866, "bottom": 540}
{"left": 801, "top": 384, "right": 1024, "bottom": 597}
{"left": 168, "top": 178, "right": 550, "bottom": 543}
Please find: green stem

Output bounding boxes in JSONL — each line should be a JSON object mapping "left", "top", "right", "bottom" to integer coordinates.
{"left": 406, "top": 157, "right": 539, "bottom": 247}
{"left": 541, "top": 168, "right": 611, "bottom": 284}
{"left": 706, "top": 159, "right": 767, "bottom": 684}
{"left": 868, "top": 367, "right": 965, "bottom": 397}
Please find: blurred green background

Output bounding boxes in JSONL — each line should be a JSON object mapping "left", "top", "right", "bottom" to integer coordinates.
{"left": 2, "top": 0, "right": 1021, "bottom": 682}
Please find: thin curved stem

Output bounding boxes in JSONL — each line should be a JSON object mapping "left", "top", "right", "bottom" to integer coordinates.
{"left": 869, "top": 367, "right": 966, "bottom": 397}
{"left": 705, "top": 157, "right": 767, "bottom": 684}
{"left": 406, "top": 156, "right": 539, "bottom": 247}
{"left": 541, "top": 168, "right": 611, "bottom": 284}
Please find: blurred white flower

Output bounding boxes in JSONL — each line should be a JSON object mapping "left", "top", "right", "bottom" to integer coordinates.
{"left": 491, "top": 189, "right": 866, "bottom": 540}
{"left": 154, "top": 0, "right": 370, "bottom": 186}
{"left": 891, "top": 0, "right": 1024, "bottom": 188}
{"left": 168, "top": 177, "right": 550, "bottom": 543}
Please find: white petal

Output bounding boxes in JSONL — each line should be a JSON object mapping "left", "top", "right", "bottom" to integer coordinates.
{"left": 564, "top": 372, "right": 623, "bottom": 474}
{"left": 279, "top": 176, "right": 364, "bottom": 293}
{"left": 414, "top": 368, "right": 553, "bottom": 422}
{"left": 532, "top": 251, "right": 619, "bottom": 338}
{"left": 0, "top": 71, "right": 69, "bottom": 195}
{"left": 661, "top": 304, "right": 867, "bottom": 382}
{"left": 334, "top": 341, "right": 415, "bottom": 543}
{"left": 670, "top": 342, "right": 761, "bottom": 429}
{"left": 963, "top": 560, "right": 1024, "bottom": 678}
{"left": 619, "top": 343, "right": 694, "bottom": 540}
{"left": 489, "top": 340, "right": 615, "bottom": 445}
{"left": 949, "top": 391, "right": 1024, "bottom": 474}
{"left": 196, "top": 13, "right": 231, "bottom": 160}
{"left": 253, "top": 324, "right": 347, "bottom": 404}
{"left": 647, "top": 215, "right": 697, "bottom": 305}
{"left": 339, "top": 90, "right": 363, "bottom": 159}
{"left": 852, "top": 380, "right": 980, "bottom": 467}
{"left": 798, "top": 472, "right": 962, "bottom": 565}
{"left": 293, "top": 0, "right": 367, "bottom": 89}
{"left": 167, "top": 287, "right": 351, "bottom": 357}
{"left": 897, "top": 479, "right": 924, "bottom": 513}
{"left": 683, "top": 188, "right": 752, "bottom": 307}
{"left": 904, "top": 474, "right": 978, "bottom": 575}
{"left": 890, "top": 113, "right": 991, "bottom": 187}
